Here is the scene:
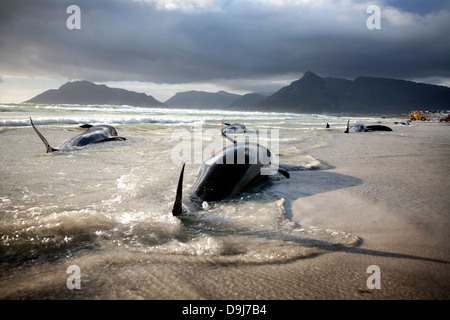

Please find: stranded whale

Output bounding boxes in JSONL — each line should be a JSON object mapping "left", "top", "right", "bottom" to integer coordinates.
{"left": 344, "top": 120, "right": 392, "bottom": 133}
{"left": 30, "top": 118, "right": 126, "bottom": 153}
{"left": 172, "top": 127, "right": 289, "bottom": 216}
{"left": 222, "top": 122, "right": 248, "bottom": 135}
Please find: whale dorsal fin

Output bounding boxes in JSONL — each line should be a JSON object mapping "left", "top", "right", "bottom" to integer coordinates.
{"left": 172, "top": 163, "right": 185, "bottom": 216}
{"left": 344, "top": 119, "right": 350, "bottom": 133}
{"left": 30, "top": 118, "right": 58, "bottom": 154}
{"left": 221, "top": 119, "right": 237, "bottom": 144}
{"left": 278, "top": 168, "right": 290, "bottom": 179}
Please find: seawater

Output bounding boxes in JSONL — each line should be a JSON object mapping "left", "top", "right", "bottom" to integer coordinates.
{"left": 0, "top": 103, "right": 374, "bottom": 298}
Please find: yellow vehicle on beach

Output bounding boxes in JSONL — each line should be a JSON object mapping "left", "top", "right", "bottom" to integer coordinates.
{"left": 408, "top": 111, "right": 430, "bottom": 121}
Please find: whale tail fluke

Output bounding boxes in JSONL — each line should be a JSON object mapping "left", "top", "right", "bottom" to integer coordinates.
{"left": 30, "top": 118, "right": 58, "bottom": 153}
{"left": 172, "top": 162, "right": 185, "bottom": 216}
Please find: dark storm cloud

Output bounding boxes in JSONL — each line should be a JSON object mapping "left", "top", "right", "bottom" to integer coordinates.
{"left": 1, "top": 0, "right": 449, "bottom": 87}
{"left": 387, "top": 0, "right": 450, "bottom": 14}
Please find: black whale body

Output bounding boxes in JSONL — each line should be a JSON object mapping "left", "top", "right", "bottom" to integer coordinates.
{"left": 344, "top": 120, "right": 393, "bottom": 133}
{"left": 192, "top": 142, "right": 272, "bottom": 202}
{"left": 172, "top": 141, "right": 289, "bottom": 216}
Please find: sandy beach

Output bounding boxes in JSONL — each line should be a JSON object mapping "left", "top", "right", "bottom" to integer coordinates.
{"left": 272, "top": 121, "right": 450, "bottom": 299}
{"left": 1, "top": 117, "right": 449, "bottom": 301}
{"left": 127, "top": 120, "right": 450, "bottom": 300}
{"left": 150, "top": 120, "right": 450, "bottom": 300}
{"left": 106, "top": 120, "right": 449, "bottom": 300}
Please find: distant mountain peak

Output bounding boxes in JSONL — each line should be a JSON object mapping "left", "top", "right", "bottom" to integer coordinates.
{"left": 302, "top": 71, "right": 320, "bottom": 78}
{"left": 26, "top": 80, "right": 164, "bottom": 107}
{"left": 287, "top": 71, "right": 325, "bottom": 89}
{"left": 63, "top": 80, "right": 96, "bottom": 86}
{"left": 301, "top": 71, "right": 326, "bottom": 84}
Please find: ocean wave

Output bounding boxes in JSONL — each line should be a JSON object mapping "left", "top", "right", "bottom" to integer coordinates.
{"left": 0, "top": 103, "right": 302, "bottom": 127}
{"left": 0, "top": 117, "right": 199, "bottom": 127}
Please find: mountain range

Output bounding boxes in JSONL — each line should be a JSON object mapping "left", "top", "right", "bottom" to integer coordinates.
{"left": 25, "top": 72, "right": 450, "bottom": 114}
{"left": 26, "top": 80, "right": 164, "bottom": 107}
{"left": 258, "top": 71, "right": 450, "bottom": 114}
{"left": 164, "top": 90, "right": 243, "bottom": 109}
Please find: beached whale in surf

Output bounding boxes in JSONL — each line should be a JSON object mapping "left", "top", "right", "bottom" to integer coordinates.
{"left": 172, "top": 128, "right": 290, "bottom": 216}
{"left": 222, "top": 122, "right": 248, "bottom": 135}
{"left": 344, "top": 120, "right": 392, "bottom": 133}
{"left": 30, "top": 118, "right": 126, "bottom": 153}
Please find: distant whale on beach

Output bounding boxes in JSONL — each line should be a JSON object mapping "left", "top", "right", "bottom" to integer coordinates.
{"left": 172, "top": 128, "right": 290, "bottom": 216}
{"left": 222, "top": 122, "right": 248, "bottom": 135}
{"left": 30, "top": 117, "right": 126, "bottom": 153}
{"left": 344, "top": 120, "right": 392, "bottom": 133}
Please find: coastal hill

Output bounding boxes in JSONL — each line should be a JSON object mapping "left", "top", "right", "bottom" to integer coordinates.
{"left": 258, "top": 71, "right": 450, "bottom": 114}
{"left": 164, "top": 90, "right": 242, "bottom": 109}
{"left": 228, "top": 93, "right": 268, "bottom": 110}
{"left": 25, "top": 80, "right": 165, "bottom": 107}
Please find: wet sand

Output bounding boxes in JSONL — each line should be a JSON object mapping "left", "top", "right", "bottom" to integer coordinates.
{"left": 120, "top": 120, "right": 450, "bottom": 300}
{"left": 1, "top": 120, "right": 449, "bottom": 301}
{"left": 159, "top": 121, "right": 450, "bottom": 300}
{"left": 284, "top": 121, "right": 450, "bottom": 299}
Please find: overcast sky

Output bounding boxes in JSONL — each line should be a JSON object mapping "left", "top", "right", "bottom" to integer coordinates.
{"left": 1, "top": 0, "right": 449, "bottom": 102}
